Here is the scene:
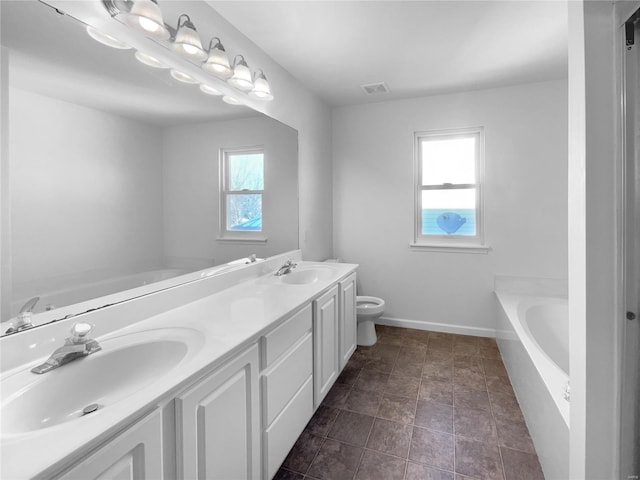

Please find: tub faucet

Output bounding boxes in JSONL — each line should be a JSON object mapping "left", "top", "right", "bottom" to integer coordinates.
{"left": 31, "top": 322, "right": 102, "bottom": 374}
{"left": 275, "top": 260, "right": 297, "bottom": 276}
{"left": 4, "top": 296, "right": 40, "bottom": 334}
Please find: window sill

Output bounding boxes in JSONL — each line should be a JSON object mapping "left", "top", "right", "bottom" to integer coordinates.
{"left": 216, "top": 236, "right": 268, "bottom": 245}
{"left": 409, "top": 243, "right": 491, "bottom": 254}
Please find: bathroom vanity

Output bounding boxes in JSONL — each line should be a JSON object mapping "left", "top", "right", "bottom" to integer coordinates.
{"left": 0, "top": 251, "right": 358, "bottom": 480}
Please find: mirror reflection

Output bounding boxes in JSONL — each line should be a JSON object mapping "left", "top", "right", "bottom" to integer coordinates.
{"left": 1, "top": 1, "right": 299, "bottom": 331}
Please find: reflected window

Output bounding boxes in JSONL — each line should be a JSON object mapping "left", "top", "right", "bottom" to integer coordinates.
{"left": 221, "top": 148, "right": 264, "bottom": 236}
{"left": 414, "top": 128, "right": 485, "bottom": 246}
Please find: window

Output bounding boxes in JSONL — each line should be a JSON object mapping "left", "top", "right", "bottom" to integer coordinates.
{"left": 413, "top": 127, "right": 487, "bottom": 252}
{"left": 220, "top": 147, "right": 265, "bottom": 241}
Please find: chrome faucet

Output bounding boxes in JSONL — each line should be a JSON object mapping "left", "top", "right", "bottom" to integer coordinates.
{"left": 4, "top": 296, "right": 40, "bottom": 334}
{"left": 275, "top": 260, "right": 297, "bottom": 276}
{"left": 31, "top": 322, "right": 102, "bottom": 374}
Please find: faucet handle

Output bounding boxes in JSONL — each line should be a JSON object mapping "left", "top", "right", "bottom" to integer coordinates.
{"left": 70, "top": 322, "right": 94, "bottom": 343}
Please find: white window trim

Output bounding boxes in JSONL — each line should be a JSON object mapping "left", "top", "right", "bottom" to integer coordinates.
{"left": 411, "top": 126, "right": 489, "bottom": 253}
{"left": 218, "top": 145, "right": 267, "bottom": 243}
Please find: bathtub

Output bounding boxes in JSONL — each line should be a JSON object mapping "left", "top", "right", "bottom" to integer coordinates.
{"left": 10, "top": 268, "right": 191, "bottom": 317}
{"left": 495, "top": 290, "right": 569, "bottom": 480}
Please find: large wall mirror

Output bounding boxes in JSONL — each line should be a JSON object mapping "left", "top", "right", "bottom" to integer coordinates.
{"left": 0, "top": 0, "right": 299, "bottom": 333}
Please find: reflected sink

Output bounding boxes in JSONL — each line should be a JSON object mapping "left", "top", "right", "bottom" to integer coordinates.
{"left": 1, "top": 327, "right": 202, "bottom": 435}
{"left": 279, "top": 266, "right": 335, "bottom": 285}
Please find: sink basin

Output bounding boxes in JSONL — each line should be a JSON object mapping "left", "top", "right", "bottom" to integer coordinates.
{"left": 1, "top": 327, "right": 202, "bottom": 435}
{"left": 279, "top": 266, "right": 335, "bottom": 285}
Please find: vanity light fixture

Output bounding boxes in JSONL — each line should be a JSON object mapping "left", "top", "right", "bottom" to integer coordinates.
{"left": 134, "top": 51, "right": 169, "bottom": 68}
{"left": 101, "top": 0, "right": 275, "bottom": 101}
{"left": 124, "top": 0, "right": 170, "bottom": 40}
{"left": 173, "top": 14, "right": 207, "bottom": 61}
{"left": 170, "top": 69, "right": 198, "bottom": 84}
{"left": 249, "top": 70, "right": 273, "bottom": 101}
{"left": 228, "top": 55, "right": 253, "bottom": 91}
{"left": 222, "top": 95, "right": 243, "bottom": 105}
{"left": 202, "top": 37, "right": 232, "bottom": 78}
{"left": 200, "top": 84, "right": 223, "bottom": 96}
{"left": 86, "top": 26, "right": 131, "bottom": 49}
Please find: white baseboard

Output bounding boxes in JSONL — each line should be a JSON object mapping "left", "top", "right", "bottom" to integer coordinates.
{"left": 376, "top": 316, "right": 496, "bottom": 338}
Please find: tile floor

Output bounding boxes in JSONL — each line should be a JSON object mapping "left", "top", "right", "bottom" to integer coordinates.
{"left": 274, "top": 325, "right": 545, "bottom": 480}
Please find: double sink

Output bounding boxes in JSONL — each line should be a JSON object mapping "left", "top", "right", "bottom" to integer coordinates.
{"left": 1, "top": 262, "right": 333, "bottom": 438}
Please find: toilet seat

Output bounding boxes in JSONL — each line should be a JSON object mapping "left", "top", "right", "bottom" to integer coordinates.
{"left": 356, "top": 296, "right": 385, "bottom": 317}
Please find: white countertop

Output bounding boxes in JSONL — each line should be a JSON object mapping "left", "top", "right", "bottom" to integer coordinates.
{"left": 0, "top": 254, "right": 357, "bottom": 479}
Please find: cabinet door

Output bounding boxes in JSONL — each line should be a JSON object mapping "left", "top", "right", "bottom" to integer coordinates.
{"left": 56, "top": 409, "right": 163, "bottom": 480}
{"left": 176, "top": 344, "right": 260, "bottom": 480}
{"left": 339, "top": 273, "right": 357, "bottom": 371}
{"left": 313, "top": 285, "right": 340, "bottom": 407}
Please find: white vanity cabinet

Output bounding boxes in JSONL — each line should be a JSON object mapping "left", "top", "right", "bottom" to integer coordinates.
{"left": 260, "top": 304, "right": 314, "bottom": 480}
{"left": 339, "top": 273, "right": 357, "bottom": 371}
{"left": 175, "top": 344, "right": 261, "bottom": 480}
{"left": 55, "top": 409, "right": 164, "bottom": 480}
{"left": 313, "top": 284, "right": 341, "bottom": 407}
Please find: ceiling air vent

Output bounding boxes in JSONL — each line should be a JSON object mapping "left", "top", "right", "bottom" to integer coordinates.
{"left": 361, "top": 82, "right": 390, "bottom": 95}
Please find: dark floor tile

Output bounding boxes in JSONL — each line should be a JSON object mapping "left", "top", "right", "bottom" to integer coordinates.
{"left": 425, "top": 350, "right": 454, "bottom": 366}
{"left": 282, "top": 431, "right": 325, "bottom": 474}
{"left": 373, "top": 343, "right": 402, "bottom": 359}
{"left": 455, "top": 437, "right": 504, "bottom": 480}
{"left": 423, "top": 362, "right": 453, "bottom": 382}
{"left": 429, "top": 338, "right": 453, "bottom": 353}
{"left": 454, "top": 385, "right": 491, "bottom": 412}
{"left": 454, "top": 406, "right": 497, "bottom": 443}
{"left": 488, "top": 391, "right": 524, "bottom": 422}
{"left": 453, "top": 355, "right": 484, "bottom": 372}
{"left": 393, "top": 357, "right": 424, "bottom": 378}
{"left": 305, "top": 405, "right": 340, "bottom": 437}
{"left": 377, "top": 393, "right": 416, "bottom": 424}
{"left": 415, "top": 400, "right": 454, "bottom": 433}
{"left": 328, "top": 410, "right": 375, "bottom": 447}
{"left": 406, "top": 462, "right": 455, "bottom": 480}
{"left": 482, "top": 359, "right": 508, "bottom": 378}
{"left": 378, "top": 333, "right": 406, "bottom": 346}
{"left": 273, "top": 468, "right": 305, "bottom": 480}
{"left": 399, "top": 344, "right": 428, "bottom": 361}
{"left": 500, "top": 447, "right": 545, "bottom": 480}
{"left": 307, "top": 438, "right": 363, "bottom": 480}
{"left": 366, "top": 418, "right": 412, "bottom": 458}
{"left": 409, "top": 426, "right": 454, "bottom": 470}
{"left": 322, "top": 383, "right": 352, "bottom": 409}
{"left": 477, "top": 337, "right": 498, "bottom": 349}
{"left": 419, "top": 379, "right": 453, "bottom": 405}
{"left": 478, "top": 344, "right": 501, "bottom": 360}
{"left": 385, "top": 374, "right": 420, "bottom": 399}
{"left": 344, "top": 387, "right": 384, "bottom": 416}
{"left": 453, "top": 367, "right": 486, "bottom": 389}
{"left": 485, "top": 376, "right": 515, "bottom": 396}
{"left": 377, "top": 325, "right": 404, "bottom": 337}
{"left": 355, "top": 450, "right": 406, "bottom": 480}
{"left": 494, "top": 415, "right": 535, "bottom": 454}
{"left": 354, "top": 369, "right": 390, "bottom": 392}
{"left": 337, "top": 364, "right": 362, "bottom": 386}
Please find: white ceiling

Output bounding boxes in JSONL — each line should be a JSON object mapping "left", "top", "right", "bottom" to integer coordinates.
{"left": 210, "top": 1, "right": 568, "bottom": 106}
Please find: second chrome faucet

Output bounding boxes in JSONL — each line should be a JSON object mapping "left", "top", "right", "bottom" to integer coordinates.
{"left": 31, "top": 322, "right": 102, "bottom": 374}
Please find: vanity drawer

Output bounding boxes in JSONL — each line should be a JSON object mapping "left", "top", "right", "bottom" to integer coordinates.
{"left": 263, "top": 376, "right": 313, "bottom": 480}
{"left": 262, "top": 332, "right": 313, "bottom": 425}
{"left": 262, "top": 303, "right": 312, "bottom": 368}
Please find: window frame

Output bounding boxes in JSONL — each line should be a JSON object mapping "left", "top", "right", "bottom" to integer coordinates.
{"left": 218, "top": 145, "right": 267, "bottom": 244}
{"left": 412, "top": 127, "right": 488, "bottom": 253}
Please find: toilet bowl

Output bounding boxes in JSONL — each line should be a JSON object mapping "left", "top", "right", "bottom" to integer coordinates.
{"left": 356, "top": 296, "right": 385, "bottom": 346}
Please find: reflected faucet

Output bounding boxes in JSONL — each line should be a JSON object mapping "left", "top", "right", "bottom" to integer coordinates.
{"left": 31, "top": 322, "right": 102, "bottom": 374}
{"left": 4, "top": 297, "right": 40, "bottom": 334}
{"left": 275, "top": 260, "right": 297, "bottom": 276}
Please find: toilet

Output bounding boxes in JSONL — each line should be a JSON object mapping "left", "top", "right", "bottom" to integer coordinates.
{"left": 356, "top": 296, "right": 385, "bottom": 346}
